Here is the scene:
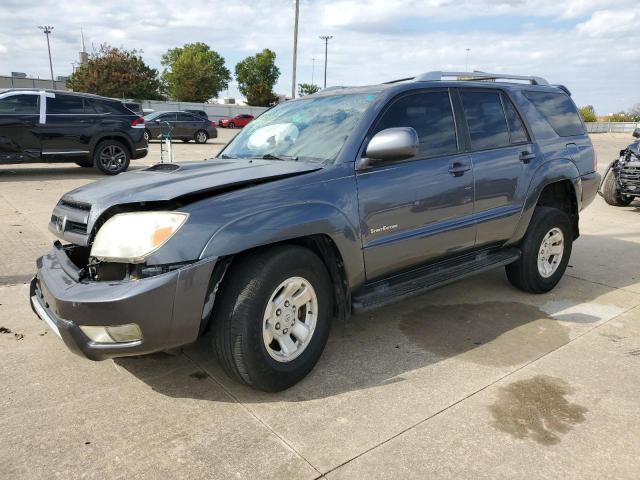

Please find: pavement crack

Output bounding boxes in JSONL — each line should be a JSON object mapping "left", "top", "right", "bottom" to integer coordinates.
{"left": 182, "top": 351, "right": 324, "bottom": 478}
{"left": 320, "top": 301, "right": 640, "bottom": 477}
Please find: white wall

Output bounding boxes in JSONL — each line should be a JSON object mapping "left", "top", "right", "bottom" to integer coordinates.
{"left": 140, "top": 100, "right": 268, "bottom": 121}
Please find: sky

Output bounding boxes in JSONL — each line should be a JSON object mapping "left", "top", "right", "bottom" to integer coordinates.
{"left": 0, "top": 0, "right": 638, "bottom": 113}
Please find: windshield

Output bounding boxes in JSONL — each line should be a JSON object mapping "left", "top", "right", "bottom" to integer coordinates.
{"left": 221, "top": 93, "right": 376, "bottom": 162}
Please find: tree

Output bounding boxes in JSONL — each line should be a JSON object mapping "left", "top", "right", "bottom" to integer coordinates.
{"left": 578, "top": 105, "right": 597, "bottom": 123}
{"left": 606, "top": 111, "right": 634, "bottom": 122}
{"left": 298, "top": 83, "right": 320, "bottom": 96}
{"left": 67, "top": 44, "right": 161, "bottom": 100}
{"left": 629, "top": 103, "right": 640, "bottom": 122}
{"left": 235, "top": 49, "right": 280, "bottom": 106}
{"left": 161, "top": 43, "right": 230, "bottom": 102}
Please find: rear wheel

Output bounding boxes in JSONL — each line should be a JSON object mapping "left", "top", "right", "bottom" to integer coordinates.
{"left": 506, "top": 207, "right": 572, "bottom": 293}
{"left": 143, "top": 129, "right": 151, "bottom": 142}
{"left": 602, "top": 169, "right": 633, "bottom": 206}
{"left": 93, "top": 140, "right": 130, "bottom": 175}
{"left": 212, "top": 246, "right": 333, "bottom": 392}
{"left": 195, "top": 130, "right": 208, "bottom": 144}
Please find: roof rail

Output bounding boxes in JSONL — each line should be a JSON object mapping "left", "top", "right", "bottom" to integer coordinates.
{"left": 415, "top": 71, "right": 549, "bottom": 86}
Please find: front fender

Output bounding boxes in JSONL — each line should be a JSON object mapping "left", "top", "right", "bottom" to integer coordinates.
{"left": 200, "top": 202, "right": 365, "bottom": 288}
{"left": 508, "top": 158, "right": 580, "bottom": 244}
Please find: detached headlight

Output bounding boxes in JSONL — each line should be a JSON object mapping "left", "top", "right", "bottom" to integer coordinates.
{"left": 90, "top": 212, "right": 188, "bottom": 263}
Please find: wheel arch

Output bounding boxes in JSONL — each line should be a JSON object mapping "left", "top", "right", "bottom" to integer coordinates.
{"left": 198, "top": 233, "right": 351, "bottom": 336}
{"left": 508, "top": 158, "right": 581, "bottom": 244}
{"left": 91, "top": 133, "right": 134, "bottom": 157}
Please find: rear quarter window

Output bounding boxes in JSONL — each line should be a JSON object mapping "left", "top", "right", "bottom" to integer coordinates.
{"left": 523, "top": 91, "right": 585, "bottom": 137}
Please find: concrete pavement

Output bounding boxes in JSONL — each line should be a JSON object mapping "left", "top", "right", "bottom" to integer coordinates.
{"left": 1, "top": 132, "right": 639, "bottom": 479}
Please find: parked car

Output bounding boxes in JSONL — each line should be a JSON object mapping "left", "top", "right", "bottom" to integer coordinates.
{"left": 600, "top": 127, "right": 640, "bottom": 206}
{"left": 143, "top": 111, "right": 217, "bottom": 143}
{"left": 218, "top": 114, "right": 254, "bottom": 128}
{"left": 123, "top": 102, "right": 143, "bottom": 116}
{"left": 31, "top": 71, "right": 599, "bottom": 392}
{"left": 0, "top": 89, "right": 147, "bottom": 174}
{"left": 184, "top": 109, "right": 209, "bottom": 120}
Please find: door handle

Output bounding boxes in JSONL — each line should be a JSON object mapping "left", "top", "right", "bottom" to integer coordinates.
{"left": 448, "top": 162, "right": 470, "bottom": 177}
{"left": 519, "top": 151, "right": 536, "bottom": 163}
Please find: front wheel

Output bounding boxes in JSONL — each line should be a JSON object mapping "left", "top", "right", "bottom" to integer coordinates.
{"left": 601, "top": 169, "right": 633, "bottom": 206}
{"left": 228, "top": 122, "right": 235, "bottom": 129}
{"left": 212, "top": 246, "right": 334, "bottom": 392}
{"left": 506, "top": 207, "right": 573, "bottom": 293}
{"left": 93, "top": 140, "right": 130, "bottom": 175}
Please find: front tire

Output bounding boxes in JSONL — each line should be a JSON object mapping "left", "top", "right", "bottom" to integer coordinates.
{"left": 506, "top": 207, "right": 573, "bottom": 293}
{"left": 212, "top": 246, "right": 334, "bottom": 392}
{"left": 93, "top": 140, "right": 130, "bottom": 175}
{"left": 602, "top": 169, "right": 633, "bottom": 206}
{"left": 195, "top": 130, "right": 208, "bottom": 144}
{"left": 228, "top": 122, "right": 236, "bottom": 129}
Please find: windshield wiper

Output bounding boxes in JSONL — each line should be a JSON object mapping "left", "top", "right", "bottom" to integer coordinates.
{"left": 259, "top": 153, "right": 299, "bottom": 161}
{"left": 219, "top": 153, "right": 237, "bottom": 159}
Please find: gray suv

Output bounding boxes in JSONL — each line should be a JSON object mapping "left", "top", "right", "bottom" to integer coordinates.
{"left": 143, "top": 111, "right": 217, "bottom": 143}
{"left": 31, "top": 71, "right": 599, "bottom": 391}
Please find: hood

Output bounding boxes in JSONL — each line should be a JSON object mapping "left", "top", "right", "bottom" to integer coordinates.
{"left": 51, "top": 159, "right": 321, "bottom": 246}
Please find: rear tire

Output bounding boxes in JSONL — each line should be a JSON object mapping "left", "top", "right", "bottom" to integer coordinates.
{"left": 506, "top": 207, "right": 572, "bottom": 293}
{"left": 212, "top": 246, "right": 333, "bottom": 392}
{"left": 602, "top": 169, "right": 633, "bottom": 206}
{"left": 93, "top": 140, "right": 130, "bottom": 175}
{"left": 195, "top": 130, "right": 208, "bottom": 144}
{"left": 143, "top": 129, "right": 151, "bottom": 142}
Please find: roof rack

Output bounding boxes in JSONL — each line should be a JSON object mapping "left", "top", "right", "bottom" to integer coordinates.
{"left": 414, "top": 71, "right": 549, "bottom": 86}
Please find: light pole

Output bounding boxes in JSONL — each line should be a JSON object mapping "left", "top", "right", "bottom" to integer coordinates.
{"left": 38, "top": 25, "right": 55, "bottom": 88}
{"left": 291, "top": 0, "right": 300, "bottom": 99}
{"left": 319, "top": 35, "right": 333, "bottom": 89}
{"left": 465, "top": 48, "right": 470, "bottom": 72}
{"left": 311, "top": 58, "right": 316, "bottom": 85}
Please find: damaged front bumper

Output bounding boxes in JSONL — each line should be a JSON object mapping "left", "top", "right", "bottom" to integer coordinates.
{"left": 30, "top": 242, "right": 216, "bottom": 360}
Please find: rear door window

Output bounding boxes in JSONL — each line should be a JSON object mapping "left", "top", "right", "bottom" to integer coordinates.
{"left": 47, "top": 95, "right": 85, "bottom": 114}
{"left": 0, "top": 94, "right": 39, "bottom": 114}
{"left": 372, "top": 91, "right": 458, "bottom": 158}
{"left": 177, "top": 113, "right": 196, "bottom": 122}
{"left": 502, "top": 94, "right": 529, "bottom": 144}
{"left": 460, "top": 91, "right": 510, "bottom": 150}
{"left": 523, "top": 91, "right": 585, "bottom": 137}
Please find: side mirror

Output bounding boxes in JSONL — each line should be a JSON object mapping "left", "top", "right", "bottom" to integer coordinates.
{"left": 633, "top": 128, "right": 640, "bottom": 139}
{"left": 360, "top": 127, "right": 419, "bottom": 169}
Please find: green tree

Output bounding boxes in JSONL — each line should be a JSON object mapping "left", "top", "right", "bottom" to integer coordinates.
{"left": 298, "top": 83, "right": 320, "bottom": 96}
{"left": 235, "top": 49, "right": 280, "bottom": 106}
{"left": 161, "top": 43, "right": 230, "bottom": 102}
{"left": 67, "top": 44, "right": 161, "bottom": 100}
{"left": 606, "top": 112, "right": 634, "bottom": 122}
{"left": 578, "top": 105, "right": 597, "bottom": 123}
{"left": 629, "top": 103, "right": 640, "bottom": 122}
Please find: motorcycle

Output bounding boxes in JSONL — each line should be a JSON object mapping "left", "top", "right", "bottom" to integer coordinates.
{"left": 600, "top": 127, "right": 640, "bottom": 206}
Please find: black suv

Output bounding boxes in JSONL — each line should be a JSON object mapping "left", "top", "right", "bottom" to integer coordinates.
{"left": 0, "top": 89, "right": 148, "bottom": 175}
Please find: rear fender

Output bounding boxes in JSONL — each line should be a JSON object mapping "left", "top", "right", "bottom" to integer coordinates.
{"left": 507, "top": 158, "right": 580, "bottom": 245}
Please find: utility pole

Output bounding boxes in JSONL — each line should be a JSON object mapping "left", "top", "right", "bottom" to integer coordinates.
{"left": 311, "top": 57, "right": 316, "bottom": 85}
{"left": 465, "top": 48, "right": 470, "bottom": 72}
{"left": 38, "top": 26, "right": 55, "bottom": 88}
{"left": 291, "top": 0, "right": 299, "bottom": 99}
{"left": 319, "top": 35, "right": 333, "bottom": 89}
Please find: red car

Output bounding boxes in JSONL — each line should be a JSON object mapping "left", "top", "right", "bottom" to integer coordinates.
{"left": 218, "top": 114, "right": 254, "bottom": 128}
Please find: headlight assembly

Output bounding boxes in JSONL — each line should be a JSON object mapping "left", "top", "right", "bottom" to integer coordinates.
{"left": 90, "top": 212, "right": 188, "bottom": 263}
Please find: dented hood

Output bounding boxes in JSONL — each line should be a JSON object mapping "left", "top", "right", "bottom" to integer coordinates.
{"left": 68, "top": 159, "right": 321, "bottom": 205}
{"left": 53, "top": 159, "right": 322, "bottom": 245}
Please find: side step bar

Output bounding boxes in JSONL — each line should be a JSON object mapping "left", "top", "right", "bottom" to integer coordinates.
{"left": 352, "top": 247, "right": 521, "bottom": 313}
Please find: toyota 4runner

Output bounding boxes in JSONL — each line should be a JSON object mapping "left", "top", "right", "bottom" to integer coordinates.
{"left": 31, "top": 71, "right": 600, "bottom": 391}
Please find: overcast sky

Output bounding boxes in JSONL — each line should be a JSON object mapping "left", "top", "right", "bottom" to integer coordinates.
{"left": 1, "top": 0, "right": 638, "bottom": 113}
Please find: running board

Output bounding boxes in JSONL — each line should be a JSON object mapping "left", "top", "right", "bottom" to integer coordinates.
{"left": 352, "top": 247, "right": 521, "bottom": 313}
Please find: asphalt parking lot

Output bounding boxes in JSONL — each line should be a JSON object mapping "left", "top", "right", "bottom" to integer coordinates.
{"left": 1, "top": 132, "right": 639, "bottom": 479}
